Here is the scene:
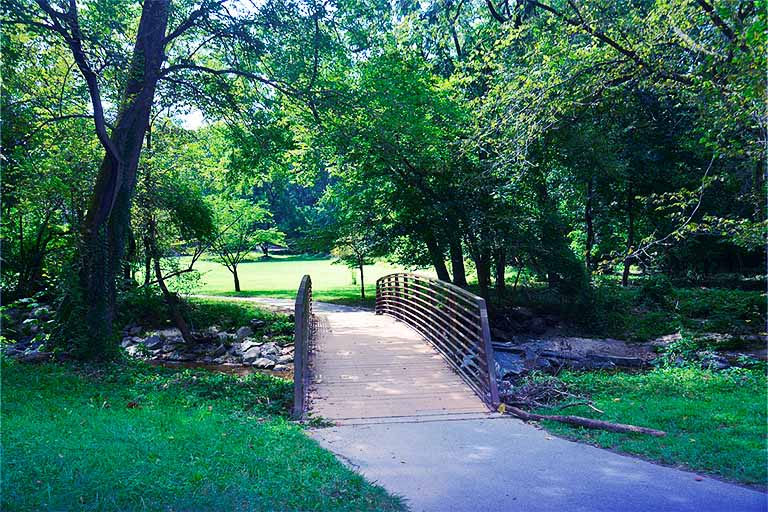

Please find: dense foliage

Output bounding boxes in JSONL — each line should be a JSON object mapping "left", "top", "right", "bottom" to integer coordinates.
{"left": 1, "top": 0, "right": 764, "bottom": 357}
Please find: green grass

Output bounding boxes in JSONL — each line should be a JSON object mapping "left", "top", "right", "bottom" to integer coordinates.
{"left": 1, "top": 359, "right": 406, "bottom": 511}
{"left": 179, "top": 254, "right": 430, "bottom": 307}
{"left": 533, "top": 366, "right": 767, "bottom": 486}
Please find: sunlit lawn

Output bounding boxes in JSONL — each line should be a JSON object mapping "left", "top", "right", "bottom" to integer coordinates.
{"left": 179, "top": 254, "right": 434, "bottom": 306}
{"left": 1, "top": 360, "right": 406, "bottom": 512}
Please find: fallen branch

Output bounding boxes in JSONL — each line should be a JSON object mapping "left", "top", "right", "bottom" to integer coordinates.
{"left": 557, "top": 401, "right": 605, "bottom": 415}
{"left": 505, "top": 406, "right": 666, "bottom": 437}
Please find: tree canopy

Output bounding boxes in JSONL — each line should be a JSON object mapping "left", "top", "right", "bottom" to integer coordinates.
{"left": 1, "top": 0, "right": 764, "bottom": 358}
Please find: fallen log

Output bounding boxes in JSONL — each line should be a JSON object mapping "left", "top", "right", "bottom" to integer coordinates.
{"left": 505, "top": 406, "right": 667, "bottom": 437}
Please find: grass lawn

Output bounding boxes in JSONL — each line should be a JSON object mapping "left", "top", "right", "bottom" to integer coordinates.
{"left": 533, "top": 366, "right": 767, "bottom": 487}
{"left": 180, "top": 254, "right": 432, "bottom": 306}
{"left": 1, "top": 359, "right": 405, "bottom": 511}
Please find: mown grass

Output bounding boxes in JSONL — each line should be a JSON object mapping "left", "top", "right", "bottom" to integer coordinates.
{"left": 181, "top": 254, "right": 422, "bottom": 305}
{"left": 1, "top": 359, "right": 406, "bottom": 512}
{"left": 533, "top": 366, "right": 767, "bottom": 486}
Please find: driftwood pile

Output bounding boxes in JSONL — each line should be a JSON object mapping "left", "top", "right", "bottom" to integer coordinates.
{"left": 499, "top": 377, "right": 666, "bottom": 437}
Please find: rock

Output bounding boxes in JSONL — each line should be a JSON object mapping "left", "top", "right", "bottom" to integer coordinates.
{"left": 125, "top": 345, "right": 143, "bottom": 357}
{"left": 236, "top": 326, "right": 254, "bottom": 340}
{"left": 217, "top": 332, "right": 236, "bottom": 343}
{"left": 250, "top": 319, "right": 267, "bottom": 329}
{"left": 120, "top": 337, "right": 135, "bottom": 348}
{"left": 494, "top": 351, "right": 526, "bottom": 379}
{"left": 125, "top": 325, "right": 142, "bottom": 336}
{"left": 259, "top": 342, "right": 278, "bottom": 357}
{"left": 210, "top": 344, "right": 228, "bottom": 357}
{"left": 273, "top": 364, "right": 290, "bottom": 372}
{"left": 252, "top": 357, "right": 276, "bottom": 369}
{"left": 277, "top": 354, "right": 294, "bottom": 364}
{"left": 240, "top": 338, "right": 262, "bottom": 352}
{"left": 160, "top": 343, "right": 178, "bottom": 353}
{"left": 242, "top": 347, "right": 262, "bottom": 363}
{"left": 280, "top": 345, "right": 295, "bottom": 355}
{"left": 698, "top": 352, "right": 730, "bottom": 371}
{"left": 587, "top": 360, "right": 616, "bottom": 370}
{"left": 143, "top": 335, "right": 164, "bottom": 350}
{"left": 167, "top": 351, "right": 193, "bottom": 362}
{"left": 205, "top": 325, "right": 220, "bottom": 336}
{"left": 158, "top": 328, "right": 182, "bottom": 340}
{"left": 18, "top": 350, "right": 53, "bottom": 362}
{"left": 588, "top": 354, "right": 645, "bottom": 368}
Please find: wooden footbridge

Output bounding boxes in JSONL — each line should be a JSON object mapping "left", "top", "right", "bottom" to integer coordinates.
{"left": 292, "top": 273, "right": 500, "bottom": 424}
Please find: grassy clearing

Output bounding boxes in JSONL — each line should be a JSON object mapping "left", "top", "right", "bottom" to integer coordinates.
{"left": 532, "top": 366, "right": 767, "bottom": 486}
{"left": 1, "top": 359, "right": 405, "bottom": 512}
{"left": 178, "top": 254, "right": 428, "bottom": 307}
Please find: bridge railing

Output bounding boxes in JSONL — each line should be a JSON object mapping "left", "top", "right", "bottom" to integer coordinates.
{"left": 375, "top": 273, "right": 499, "bottom": 408}
{"left": 292, "top": 274, "right": 312, "bottom": 419}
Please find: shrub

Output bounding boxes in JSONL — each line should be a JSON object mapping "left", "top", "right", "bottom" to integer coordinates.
{"left": 639, "top": 274, "right": 674, "bottom": 306}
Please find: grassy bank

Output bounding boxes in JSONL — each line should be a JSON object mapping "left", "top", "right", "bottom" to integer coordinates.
{"left": 532, "top": 366, "right": 767, "bottom": 486}
{"left": 1, "top": 360, "right": 405, "bottom": 511}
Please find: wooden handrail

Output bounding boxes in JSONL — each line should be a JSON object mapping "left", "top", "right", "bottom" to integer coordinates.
{"left": 292, "top": 275, "right": 312, "bottom": 419}
{"left": 375, "top": 273, "right": 500, "bottom": 408}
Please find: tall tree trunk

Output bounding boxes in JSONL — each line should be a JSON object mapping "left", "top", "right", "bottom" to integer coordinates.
{"left": 622, "top": 182, "right": 635, "bottom": 287}
{"left": 262, "top": 243, "right": 269, "bottom": 258}
{"left": 475, "top": 249, "right": 492, "bottom": 301}
{"left": 584, "top": 176, "right": 595, "bottom": 275}
{"left": 449, "top": 237, "right": 468, "bottom": 287}
{"left": 495, "top": 247, "right": 506, "bottom": 299}
{"left": 233, "top": 267, "right": 241, "bottom": 292}
{"left": 359, "top": 264, "right": 365, "bottom": 299}
{"left": 76, "top": 0, "right": 170, "bottom": 357}
{"left": 143, "top": 240, "right": 152, "bottom": 287}
{"left": 425, "top": 232, "right": 451, "bottom": 282}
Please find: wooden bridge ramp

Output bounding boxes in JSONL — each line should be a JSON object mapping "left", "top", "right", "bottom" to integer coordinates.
{"left": 308, "top": 310, "right": 489, "bottom": 424}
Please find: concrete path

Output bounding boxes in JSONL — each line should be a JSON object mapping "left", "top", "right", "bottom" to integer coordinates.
{"left": 309, "top": 310, "right": 488, "bottom": 423}
{"left": 304, "top": 307, "right": 765, "bottom": 512}
{"left": 311, "top": 417, "right": 766, "bottom": 512}
{"left": 197, "top": 295, "right": 766, "bottom": 511}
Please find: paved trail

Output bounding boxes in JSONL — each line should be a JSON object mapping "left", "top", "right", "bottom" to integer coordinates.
{"left": 205, "top": 296, "right": 767, "bottom": 511}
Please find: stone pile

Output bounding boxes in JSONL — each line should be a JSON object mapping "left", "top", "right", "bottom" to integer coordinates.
{"left": 120, "top": 321, "right": 294, "bottom": 371}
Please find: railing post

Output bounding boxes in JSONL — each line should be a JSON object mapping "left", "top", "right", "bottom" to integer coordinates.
{"left": 292, "top": 275, "right": 312, "bottom": 420}
{"left": 476, "top": 296, "right": 500, "bottom": 407}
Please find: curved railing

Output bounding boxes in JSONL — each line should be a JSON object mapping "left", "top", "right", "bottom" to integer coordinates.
{"left": 292, "top": 274, "right": 312, "bottom": 419}
{"left": 375, "top": 273, "right": 499, "bottom": 408}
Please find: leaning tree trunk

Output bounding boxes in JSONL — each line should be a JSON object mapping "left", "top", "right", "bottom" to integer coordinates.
{"left": 77, "top": 1, "right": 170, "bottom": 358}
{"left": 425, "top": 232, "right": 451, "bottom": 282}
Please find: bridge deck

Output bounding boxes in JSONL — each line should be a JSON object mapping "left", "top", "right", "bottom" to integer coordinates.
{"left": 309, "top": 310, "right": 488, "bottom": 423}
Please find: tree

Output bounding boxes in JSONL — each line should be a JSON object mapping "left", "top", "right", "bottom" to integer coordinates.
{"left": 209, "top": 198, "right": 278, "bottom": 292}
{"left": 2, "top": 0, "right": 343, "bottom": 357}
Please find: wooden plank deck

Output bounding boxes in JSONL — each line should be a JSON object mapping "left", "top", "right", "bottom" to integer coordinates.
{"left": 309, "top": 311, "right": 489, "bottom": 423}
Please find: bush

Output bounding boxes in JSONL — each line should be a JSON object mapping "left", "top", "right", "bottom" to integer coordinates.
{"left": 639, "top": 274, "right": 674, "bottom": 306}
{"left": 185, "top": 299, "right": 289, "bottom": 332}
